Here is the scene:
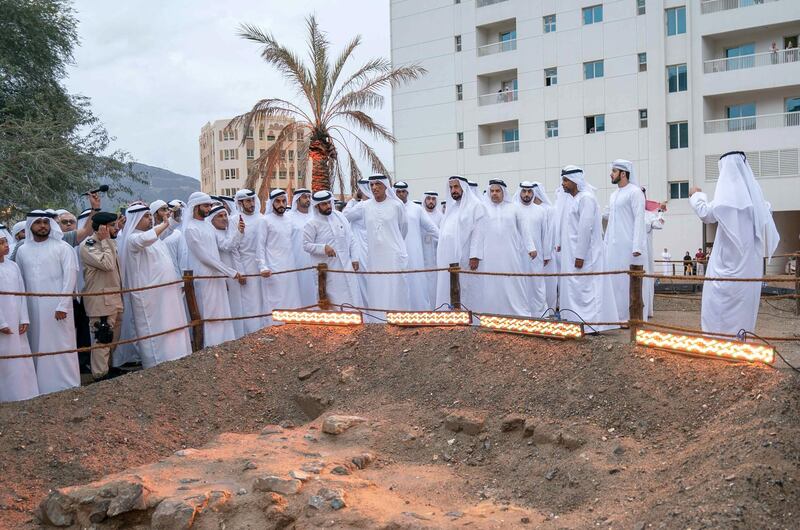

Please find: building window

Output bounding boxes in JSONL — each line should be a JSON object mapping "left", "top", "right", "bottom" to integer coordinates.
{"left": 456, "top": 84, "right": 463, "bottom": 101}
{"left": 222, "top": 129, "right": 236, "bottom": 141}
{"left": 246, "top": 127, "right": 254, "bottom": 139}
{"left": 637, "top": 0, "right": 646, "bottom": 15}
{"left": 267, "top": 134, "right": 276, "bottom": 141}
{"left": 725, "top": 43, "right": 756, "bottom": 70}
{"left": 502, "top": 128, "right": 519, "bottom": 151}
{"left": 258, "top": 128, "right": 264, "bottom": 140}
{"left": 669, "top": 181, "right": 689, "bottom": 199}
{"left": 457, "top": 132, "right": 464, "bottom": 149}
{"left": 288, "top": 150, "right": 294, "bottom": 161}
{"left": 668, "top": 122, "right": 689, "bottom": 149}
{"left": 545, "top": 120, "right": 559, "bottom": 138}
{"left": 221, "top": 168, "right": 237, "bottom": 180}
{"left": 638, "top": 52, "right": 647, "bottom": 72}
{"left": 666, "top": 6, "right": 686, "bottom": 36}
{"left": 585, "top": 114, "right": 605, "bottom": 134}
{"left": 667, "top": 64, "right": 687, "bottom": 93}
{"left": 726, "top": 103, "right": 756, "bottom": 131}
{"left": 544, "top": 67, "right": 557, "bottom": 86}
{"left": 455, "top": 35, "right": 462, "bottom": 52}
{"left": 455, "top": 0, "right": 460, "bottom": 3}
{"left": 499, "top": 30, "right": 516, "bottom": 52}
{"left": 297, "top": 130, "right": 304, "bottom": 140}
{"left": 584, "top": 60, "right": 604, "bottom": 80}
{"left": 280, "top": 150, "right": 286, "bottom": 160}
{"left": 583, "top": 5, "right": 603, "bottom": 25}
{"left": 221, "top": 148, "right": 238, "bottom": 161}
{"left": 543, "top": 14, "right": 556, "bottom": 33}
{"left": 279, "top": 171, "right": 287, "bottom": 179}
{"left": 246, "top": 148, "right": 254, "bottom": 160}
{"left": 639, "top": 109, "right": 648, "bottom": 128}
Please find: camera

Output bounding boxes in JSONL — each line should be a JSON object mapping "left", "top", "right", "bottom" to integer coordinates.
{"left": 93, "top": 317, "right": 114, "bottom": 344}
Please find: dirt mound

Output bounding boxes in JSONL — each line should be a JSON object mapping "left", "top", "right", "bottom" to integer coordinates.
{"left": 1, "top": 325, "right": 798, "bottom": 528}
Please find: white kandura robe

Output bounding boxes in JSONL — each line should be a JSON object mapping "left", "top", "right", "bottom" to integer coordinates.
{"left": 16, "top": 238, "right": 80, "bottom": 394}
{"left": 518, "top": 201, "right": 550, "bottom": 317}
{"left": 690, "top": 192, "right": 762, "bottom": 335}
{"left": 421, "top": 208, "right": 442, "bottom": 307}
{"left": 163, "top": 228, "right": 189, "bottom": 278}
{"left": 550, "top": 190, "right": 570, "bottom": 310}
{"left": 477, "top": 201, "right": 534, "bottom": 317}
{"left": 287, "top": 209, "right": 317, "bottom": 307}
{"left": 303, "top": 211, "right": 363, "bottom": 308}
{"left": 559, "top": 192, "right": 619, "bottom": 331}
{"left": 232, "top": 212, "right": 268, "bottom": 332}
{"left": 604, "top": 184, "right": 647, "bottom": 322}
{"left": 403, "top": 201, "right": 439, "bottom": 310}
{"left": 263, "top": 213, "right": 302, "bottom": 313}
{"left": 661, "top": 251, "right": 673, "bottom": 275}
{"left": 0, "top": 259, "right": 39, "bottom": 402}
{"left": 435, "top": 201, "right": 486, "bottom": 311}
{"left": 123, "top": 228, "right": 192, "bottom": 368}
{"left": 184, "top": 219, "right": 236, "bottom": 347}
{"left": 342, "top": 199, "right": 370, "bottom": 306}
{"left": 363, "top": 198, "right": 410, "bottom": 314}
{"left": 643, "top": 211, "right": 664, "bottom": 318}
{"left": 215, "top": 226, "right": 245, "bottom": 339}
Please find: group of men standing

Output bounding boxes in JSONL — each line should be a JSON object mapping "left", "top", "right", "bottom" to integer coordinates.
{"left": 0, "top": 152, "right": 778, "bottom": 402}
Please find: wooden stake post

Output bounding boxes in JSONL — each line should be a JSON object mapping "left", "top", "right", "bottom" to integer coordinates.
{"left": 795, "top": 252, "right": 800, "bottom": 317}
{"left": 317, "top": 263, "right": 330, "bottom": 310}
{"left": 629, "top": 265, "right": 644, "bottom": 343}
{"left": 449, "top": 262, "right": 461, "bottom": 309}
{"left": 182, "top": 270, "right": 204, "bottom": 352}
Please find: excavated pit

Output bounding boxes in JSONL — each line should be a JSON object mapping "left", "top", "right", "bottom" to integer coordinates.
{"left": 0, "top": 322, "right": 798, "bottom": 529}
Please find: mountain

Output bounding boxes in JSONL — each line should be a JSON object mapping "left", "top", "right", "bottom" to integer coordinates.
{"left": 100, "top": 163, "right": 200, "bottom": 207}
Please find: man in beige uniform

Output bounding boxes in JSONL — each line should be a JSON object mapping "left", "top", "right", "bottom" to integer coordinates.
{"left": 79, "top": 212, "right": 123, "bottom": 380}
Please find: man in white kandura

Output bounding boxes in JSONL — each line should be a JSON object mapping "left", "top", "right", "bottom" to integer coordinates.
{"left": 642, "top": 189, "right": 665, "bottom": 318}
{"left": 421, "top": 191, "right": 442, "bottom": 306}
{"left": 478, "top": 179, "right": 535, "bottom": 317}
{"left": 394, "top": 181, "right": 439, "bottom": 310}
{"left": 164, "top": 200, "right": 189, "bottom": 277}
{"left": 661, "top": 248, "right": 672, "bottom": 276}
{"left": 604, "top": 159, "right": 647, "bottom": 322}
{"left": 514, "top": 181, "right": 551, "bottom": 317}
{"left": 233, "top": 189, "right": 270, "bottom": 332}
{"left": 287, "top": 188, "right": 316, "bottom": 308}
{"left": 183, "top": 192, "right": 239, "bottom": 347}
{"left": 435, "top": 176, "right": 485, "bottom": 311}
{"left": 208, "top": 204, "right": 246, "bottom": 339}
{"left": 15, "top": 211, "right": 80, "bottom": 394}
{"left": 689, "top": 151, "right": 779, "bottom": 336}
{"left": 363, "top": 175, "right": 410, "bottom": 314}
{"left": 303, "top": 191, "right": 362, "bottom": 308}
{"left": 118, "top": 204, "right": 192, "bottom": 368}
{"left": 263, "top": 189, "right": 302, "bottom": 317}
{"left": 0, "top": 226, "right": 38, "bottom": 402}
{"left": 342, "top": 178, "right": 372, "bottom": 306}
{"left": 558, "top": 166, "right": 619, "bottom": 331}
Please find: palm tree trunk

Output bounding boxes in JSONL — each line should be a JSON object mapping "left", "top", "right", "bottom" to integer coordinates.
{"left": 309, "top": 139, "right": 331, "bottom": 192}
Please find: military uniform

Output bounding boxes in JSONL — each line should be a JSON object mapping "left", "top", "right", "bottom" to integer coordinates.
{"left": 79, "top": 236, "right": 123, "bottom": 379}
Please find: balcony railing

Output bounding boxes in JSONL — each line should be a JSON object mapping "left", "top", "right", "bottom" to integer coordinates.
{"left": 701, "top": 0, "right": 779, "bottom": 15}
{"left": 704, "top": 48, "right": 800, "bottom": 73}
{"left": 704, "top": 111, "right": 800, "bottom": 134}
{"left": 478, "top": 89, "right": 518, "bottom": 106}
{"left": 477, "top": 0, "right": 509, "bottom": 7}
{"left": 477, "top": 39, "right": 517, "bottom": 56}
{"left": 479, "top": 140, "right": 520, "bottom": 155}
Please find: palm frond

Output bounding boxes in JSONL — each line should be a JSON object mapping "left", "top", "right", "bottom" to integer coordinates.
{"left": 331, "top": 126, "right": 391, "bottom": 177}
{"left": 328, "top": 58, "right": 391, "bottom": 105}
{"left": 328, "top": 64, "right": 426, "bottom": 118}
{"left": 325, "top": 35, "right": 361, "bottom": 106}
{"left": 305, "top": 15, "right": 330, "bottom": 123}
{"left": 245, "top": 121, "right": 305, "bottom": 199}
{"left": 228, "top": 98, "right": 308, "bottom": 147}
{"left": 334, "top": 110, "right": 396, "bottom": 143}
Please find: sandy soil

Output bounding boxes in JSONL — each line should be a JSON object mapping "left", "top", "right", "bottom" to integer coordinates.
{"left": 1, "top": 310, "right": 798, "bottom": 529}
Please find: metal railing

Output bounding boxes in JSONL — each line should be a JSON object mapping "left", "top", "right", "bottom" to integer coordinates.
{"left": 478, "top": 89, "right": 518, "bottom": 106}
{"left": 704, "top": 48, "right": 800, "bottom": 73}
{"left": 704, "top": 111, "right": 800, "bottom": 134}
{"left": 701, "top": 0, "right": 779, "bottom": 15}
{"left": 477, "top": 39, "right": 517, "bottom": 56}
{"left": 477, "top": 0, "right": 509, "bottom": 7}
{"left": 479, "top": 140, "right": 520, "bottom": 155}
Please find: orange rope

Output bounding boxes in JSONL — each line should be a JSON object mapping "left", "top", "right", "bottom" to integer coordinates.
{"left": 460, "top": 269, "right": 630, "bottom": 278}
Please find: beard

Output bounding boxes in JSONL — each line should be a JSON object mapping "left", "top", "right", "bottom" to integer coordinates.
{"left": 521, "top": 196, "right": 532, "bottom": 204}
{"left": 274, "top": 206, "right": 286, "bottom": 215}
{"left": 321, "top": 209, "right": 332, "bottom": 216}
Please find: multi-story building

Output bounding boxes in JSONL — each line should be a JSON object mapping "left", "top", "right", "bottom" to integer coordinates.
{"left": 390, "top": 0, "right": 800, "bottom": 269}
{"left": 199, "top": 117, "right": 308, "bottom": 197}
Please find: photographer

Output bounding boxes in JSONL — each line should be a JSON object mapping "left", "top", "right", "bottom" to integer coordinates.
{"left": 79, "top": 212, "right": 123, "bottom": 381}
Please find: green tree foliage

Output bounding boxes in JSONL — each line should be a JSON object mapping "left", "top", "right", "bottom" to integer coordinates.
{"left": 0, "top": 0, "right": 137, "bottom": 219}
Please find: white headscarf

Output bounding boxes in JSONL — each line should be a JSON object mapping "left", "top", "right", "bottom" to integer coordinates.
{"left": 443, "top": 176, "right": 485, "bottom": 258}
{"left": 611, "top": 159, "right": 637, "bottom": 185}
{"left": 149, "top": 199, "right": 168, "bottom": 216}
{"left": 311, "top": 190, "right": 335, "bottom": 220}
{"left": 182, "top": 191, "right": 215, "bottom": 232}
{"left": 76, "top": 208, "right": 92, "bottom": 232}
{"left": 367, "top": 174, "right": 401, "bottom": 203}
{"left": 713, "top": 151, "right": 780, "bottom": 260}
{"left": 561, "top": 165, "right": 595, "bottom": 194}
{"left": 24, "top": 210, "right": 63, "bottom": 242}
{"left": 512, "top": 181, "right": 551, "bottom": 206}
{"left": 468, "top": 180, "right": 479, "bottom": 198}
{"left": 0, "top": 224, "right": 12, "bottom": 244}
{"left": 291, "top": 188, "right": 311, "bottom": 211}
{"left": 357, "top": 179, "right": 373, "bottom": 200}
{"left": 54, "top": 209, "right": 70, "bottom": 217}
{"left": 235, "top": 189, "right": 262, "bottom": 216}
{"left": 11, "top": 221, "right": 25, "bottom": 241}
{"left": 206, "top": 204, "right": 228, "bottom": 226}
{"left": 484, "top": 179, "right": 511, "bottom": 206}
{"left": 266, "top": 188, "right": 287, "bottom": 216}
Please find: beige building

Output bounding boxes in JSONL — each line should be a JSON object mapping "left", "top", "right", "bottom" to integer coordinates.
{"left": 199, "top": 117, "right": 309, "bottom": 196}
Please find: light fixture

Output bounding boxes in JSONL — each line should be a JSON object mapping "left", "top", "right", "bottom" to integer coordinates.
{"left": 479, "top": 314, "right": 584, "bottom": 340}
{"left": 635, "top": 329, "right": 774, "bottom": 365}
{"left": 272, "top": 310, "right": 363, "bottom": 326}
{"left": 385, "top": 311, "right": 472, "bottom": 327}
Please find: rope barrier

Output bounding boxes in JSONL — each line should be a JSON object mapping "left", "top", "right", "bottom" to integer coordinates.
{"left": 0, "top": 279, "right": 185, "bottom": 298}
{"left": 642, "top": 273, "right": 798, "bottom": 283}
{"left": 326, "top": 267, "right": 449, "bottom": 275}
{"left": 459, "top": 269, "right": 630, "bottom": 278}
{"left": 190, "top": 266, "right": 316, "bottom": 280}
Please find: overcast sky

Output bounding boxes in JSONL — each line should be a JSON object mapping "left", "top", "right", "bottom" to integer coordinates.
{"left": 65, "top": 0, "right": 393, "bottom": 179}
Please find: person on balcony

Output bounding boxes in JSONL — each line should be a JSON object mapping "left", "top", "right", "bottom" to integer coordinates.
{"left": 689, "top": 151, "right": 779, "bottom": 336}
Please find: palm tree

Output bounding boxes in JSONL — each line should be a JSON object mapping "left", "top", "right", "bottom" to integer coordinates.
{"left": 231, "top": 15, "right": 425, "bottom": 204}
